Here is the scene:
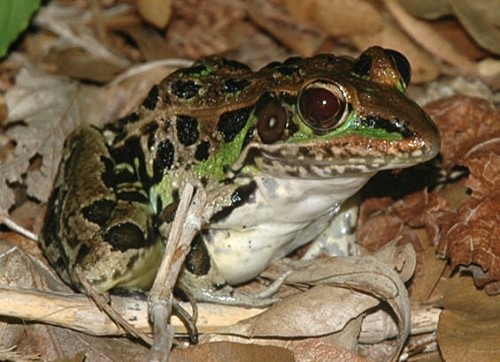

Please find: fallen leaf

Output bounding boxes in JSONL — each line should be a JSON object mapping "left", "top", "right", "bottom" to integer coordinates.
{"left": 438, "top": 276, "right": 500, "bottom": 361}
{"left": 384, "top": 0, "right": 477, "bottom": 76}
{"left": 450, "top": 0, "right": 500, "bottom": 55}
{"left": 170, "top": 341, "right": 294, "bottom": 362}
{"left": 425, "top": 95, "right": 500, "bottom": 169}
{"left": 217, "top": 256, "right": 412, "bottom": 362}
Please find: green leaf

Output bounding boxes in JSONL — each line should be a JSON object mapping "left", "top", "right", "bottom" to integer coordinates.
{"left": 0, "top": 0, "right": 41, "bottom": 58}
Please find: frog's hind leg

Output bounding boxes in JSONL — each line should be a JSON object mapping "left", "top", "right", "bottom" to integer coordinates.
{"left": 41, "top": 124, "right": 163, "bottom": 294}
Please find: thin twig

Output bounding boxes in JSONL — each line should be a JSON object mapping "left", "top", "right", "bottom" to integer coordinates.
{"left": 148, "top": 183, "right": 208, "bottom": 361}
{"left": 76, "top": 267, "right": 153, "bottom": 345}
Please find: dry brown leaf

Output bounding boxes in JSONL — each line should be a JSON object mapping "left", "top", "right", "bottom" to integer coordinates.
{"left": 137, "top": 0, "right": 172, "bottom": 29}
{"left": 218, "top": 256, "right": 412, "bottom": 362}
{"left": 438, "top": 276, "right": 500, "bottom": 361}
{"left": 436, "top": 140, "right": 500, "bottom": 292}
{"left": 311, "top": 0, "right": 384, "bottom": 37}
{"left": 282, "top": 0, "right": 317, "bottom": 23}
{"left": 229, "top": 285, "right": 377, "bottom": 338}
{"left": 383, "top": 0, "right": 477, "bottom": 76}
{"left": 292, "top": 339, "right": 368, "bottom": 362}
{"left": 33, "top": 4, "right": 131, "bottom": 70}
{"left": 465, "top": 146, "right": 500, "bottom": 198}
{"left": 170, "top": 341, "right": 294, "bottom": 362}
{"left": 357, "top": 191, "right": 444, "bottom": 251}
{"left": 431, "top": 18, "right": 488, "bottom": 61}
{"left": 40, "top": 47, "right": 127, "bottom": 83}
{"left": 26, "top": 324, "right": 148, "bottom": 361}
{"left": 247, "top": 1, "right": 325, "bottom": 57}
{"left": 166, "top": 0, "right": 247, "bottom": 59}
{"left": 425, "top": 96, "right": 500, "bottom": 169}
{"left": 450, "top": 0, "right": 500, "bottom": 55}
{"left": 398, "top": 0, "right": 452, "bottom": 20}
{"left": 2, "top": 61, "right": 173, "bottom": 222}
{"left": 117, "top": 25, "right": 175, "bottom": 61}
{"left": 2, "top": 66, "right": 108, "bottom": 215}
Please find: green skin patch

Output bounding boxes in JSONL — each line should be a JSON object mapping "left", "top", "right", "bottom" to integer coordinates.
{"left": 289, "top": 110, "right": 403, "bottom": 143}
{"left": 150, "top": 174, "right": 173, "bottom": 214}
{"left": 193, "top": 113, "right": 256, "bottom": 181}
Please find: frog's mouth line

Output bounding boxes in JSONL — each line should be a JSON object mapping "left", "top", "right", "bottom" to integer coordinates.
{"left": 236, "top": 134, "right": 439, "bottom": 177}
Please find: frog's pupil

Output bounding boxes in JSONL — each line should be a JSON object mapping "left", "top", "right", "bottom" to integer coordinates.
{"left": 299, "top": 88, "right": 340, "bottom": 131}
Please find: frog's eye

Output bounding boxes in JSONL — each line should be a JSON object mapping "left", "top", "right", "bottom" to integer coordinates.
{"left": 384, "top": 49, "right": 411, "bottom": 88}
{"left": 298, "top": 82, "right": 347, "bottom": 134}
{"left": 255, "top": 95, "right": 288, "bottom": 144}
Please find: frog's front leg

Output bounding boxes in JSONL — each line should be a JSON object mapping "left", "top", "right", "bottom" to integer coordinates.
{"left": 41, "top": 124, "right": 164, "bottom": 293}
{"left": 301, "top": 195, "right": 360, "bottom": 260}
{"left": 178, "top": 234, "right": 282, "bottom": 307}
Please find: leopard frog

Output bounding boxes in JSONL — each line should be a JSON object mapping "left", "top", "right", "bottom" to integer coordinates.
{"left": 40, "top": 47, "right": 439, "bottom": 303}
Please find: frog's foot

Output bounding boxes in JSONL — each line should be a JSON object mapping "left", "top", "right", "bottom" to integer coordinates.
{"left": 179, "top": 271, "right": 289, "bottom": 308}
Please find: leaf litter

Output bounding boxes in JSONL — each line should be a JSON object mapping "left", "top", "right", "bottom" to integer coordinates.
{"left": 0, "top": 0, "right": 499, "bottom": 361}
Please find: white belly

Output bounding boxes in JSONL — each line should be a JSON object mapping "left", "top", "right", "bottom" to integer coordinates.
{"left": 204, "top": 173, "right": 375, "bottom": 285}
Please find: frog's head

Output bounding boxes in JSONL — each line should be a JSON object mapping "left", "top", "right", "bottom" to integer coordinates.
{"left": 237, "top": 46, "right": 440, "bottom": 178}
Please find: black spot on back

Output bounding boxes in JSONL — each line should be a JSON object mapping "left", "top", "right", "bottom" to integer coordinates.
{"left": 176, "top": 116, "right": 199, "bottom": 146}
{"left": 110, "top": 137, "right": 145, "bottom": 180}
{"left": 180, "top": 63, "right": 208, "bottom": 76}
{"left": 126, "top": 254, "right": 139, "bottom": 270}
{"left": 54, "top": 256, "right": 66, "bottom": 271}
{"left": 81, "top": 199, "right": 116, "bottom": 226}
{"left": 171, "top": 80, "right": 201, "bottom": 99}
{"left": 103, "top": 223, "right": 147, "bottom": 251}
{"left": 105, "top": 113, "right": 140, "bottom": 135}
{"left": 116, "top": 191, "right": 149, "bottom": 203}
{"left": 222, "top": 78, "right": 250, "bottom": 93}
{"left": 141, "top": 121, "right": 159, "bottom": 137}
{"left": 217, "top": 107, "right": 252, "bottom": 142}
{"left": 41, "top": 187, "right": 62, "bottom": 247}
{"left": 185, "top": 234, "right": 210, "bottom": 276}
{"left": 75, "top": 244, "right": 91, "bottom": 264}
{"left": 142, "top": 85, "right": 159, "bottom": 110}
{"left": 221, "top": 58, "right": 251, "bottom": 72}
{"left": 153, "top": 139, "right": 175, "bottom": 183}
{"left": 194, "top": 140, "right": 210, "bottom": 161}
{"left": 157, "top": 201, "right": 179, "bottom": 225}
{"left": 352, "top": 52, "right": 372, "bottom": 77}
{"left": 100, "top": 155, "right": 116, "bottom": 189}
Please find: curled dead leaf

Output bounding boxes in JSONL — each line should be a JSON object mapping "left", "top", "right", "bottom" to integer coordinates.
{"left": 384, "top": 0, "right": 477, "bottom": 76}
{"left": 357, "top": 191, "right": 445, "bottom": 252}
{"left": 247, "top": 2, "right": 325, "bottom": 57}
{"left": 425, "top": 95, "right": 500, "bottom": 169}
{"left": 437, "top": 141, "right": 500, "bottom": 293}
{"left": 213, "top": 255, "right": 412, "bottom": 362}
{"left": 450, "top": 0, "right": 500, "bottom": 55}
